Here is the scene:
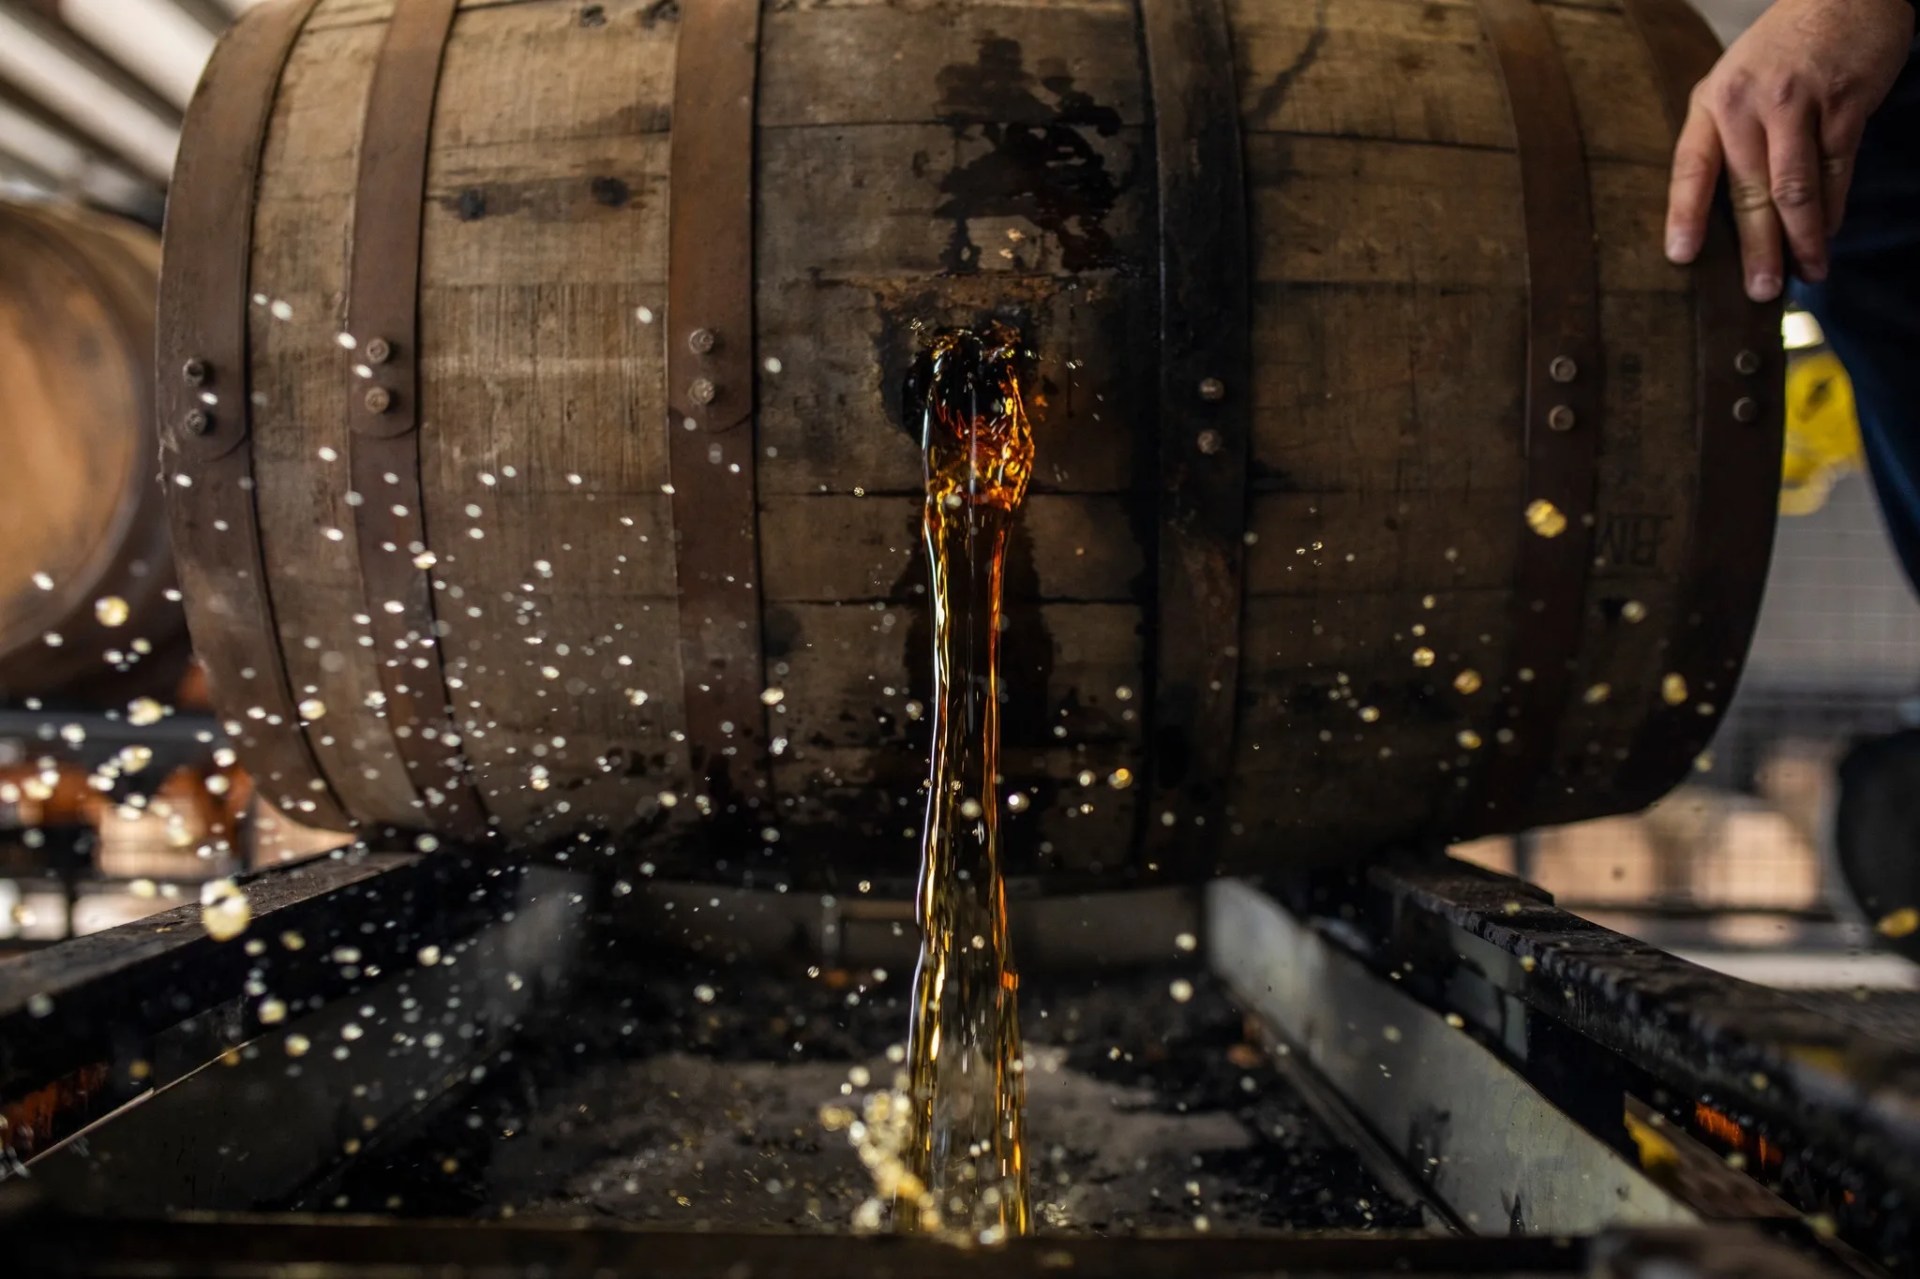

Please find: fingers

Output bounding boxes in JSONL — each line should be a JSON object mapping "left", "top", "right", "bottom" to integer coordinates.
{"left": 1818, "top": 108, "right": 1865, "bottom": 236}
{"left": 1718, "top": 110, "right": 1786, "bottom": 301}
{"left": 1764, "top": 97, "right": 1827, "bottom": 282}
{"left": 1665, "top": 100, "right": 1722, "bottom": 266}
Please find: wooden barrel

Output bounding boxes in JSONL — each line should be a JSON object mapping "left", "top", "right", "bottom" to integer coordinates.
{"left": 158, "top": 0, "right": 1781, "bottom": 884}
{"left": 0, "top": 202, "right": 188, "bottom": 710}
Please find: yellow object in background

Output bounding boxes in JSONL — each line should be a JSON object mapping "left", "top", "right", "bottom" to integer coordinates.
{"left": 1780, "top": 350, "right": 1862, "bottom": 517}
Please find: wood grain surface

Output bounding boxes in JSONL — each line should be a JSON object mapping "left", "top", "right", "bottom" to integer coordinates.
{"left": 158, "top": 0, "right": 1781, "bottom": 884}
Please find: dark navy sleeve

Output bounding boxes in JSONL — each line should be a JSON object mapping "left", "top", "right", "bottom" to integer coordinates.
{"left": 1791, "top": 39, "right": 1920, "bottom": 591}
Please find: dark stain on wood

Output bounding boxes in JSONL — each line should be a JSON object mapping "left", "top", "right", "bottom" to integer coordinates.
{"left": 932, "top": 34, "right": 1125, "bottom": 275}
{"left": 438, "top": 175, "right": 656, "bottom": 224}
{"left": 590, "top": 176, "right": 631, "bottom": 208}
{"left": 1249, "top": 0, "right": 1331, "bottom": 127}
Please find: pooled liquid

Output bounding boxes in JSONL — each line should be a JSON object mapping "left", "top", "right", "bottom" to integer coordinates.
{"left": 897, "top": 324, "right": 1034, "bottom": 1240}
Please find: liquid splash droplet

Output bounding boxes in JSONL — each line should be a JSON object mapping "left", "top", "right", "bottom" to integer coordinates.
{"left": 200, "top": 879, "right": 252, "bottom": 942}
{"left": 1525, "top": 499, "right": 1568, "bottom": 538}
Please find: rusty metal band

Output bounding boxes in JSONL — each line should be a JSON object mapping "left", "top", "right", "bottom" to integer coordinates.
{"left": 344, "top": 0, "right": 487, "bottom": 838}
{"left": 1614, "top": 0, "right": 1783, "bottom": 803}
{"left": 1454, "top": 0, "right": 1604, "bottom": 835}
{"left": 1139, "top": 0, "right": 1253, "bottom": 876}
{"left": 156, "top": 0, "right": 352, "bottom": 830}
{"left": 666, "top": 0, "right": 770, "bottom": 820}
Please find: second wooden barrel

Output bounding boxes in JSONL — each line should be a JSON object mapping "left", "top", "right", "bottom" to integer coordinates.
{"left": 159, "top": 0, "right": 1781, "bottom": 883}
{"left": 1, "top": 201, "right": 187, "bottom": 710}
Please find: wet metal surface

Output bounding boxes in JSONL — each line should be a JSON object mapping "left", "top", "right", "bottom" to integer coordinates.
{"left": 315, "top": 965, "right": 1423, "bottom": 1236}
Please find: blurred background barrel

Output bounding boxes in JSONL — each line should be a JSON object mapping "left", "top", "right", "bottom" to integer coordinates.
{"left": 158, "top": 0, "right": 1780, "bottom": 886}
{"left": 0, "top": 199, "right": 188, "bottom": 710}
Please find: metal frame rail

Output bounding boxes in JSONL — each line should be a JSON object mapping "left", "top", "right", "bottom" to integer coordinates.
{"left": 0, "top": 852, "right": 1908, "bottom": 1277}
{"left": 0, "top": 1214, "right": 1834, "bottom": 1279}
{"left": 0, "top": 847, "right": 541, "bottom": 1166}
{"left": 1233, "top": 858, "right": 1919, "bottom": 1271}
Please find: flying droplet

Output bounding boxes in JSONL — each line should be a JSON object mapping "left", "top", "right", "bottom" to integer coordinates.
{"left": 1622, "top": 600, "right": 1648, "bottom": 623}
{"left": 1358, "top": 706, "right": 1381, "bottom": 722}
{"left": 1453, "top": 669, "right": 1483, "bottom": 695}
{"left": 1876, "top": 907, "right": 1919, "bottom": 939}
{"left": 1583, "top": 683, "right": 1612, "bottom": 705}
{"left": 1169, "top": 979, "right": 1194, "bottom": 1003}
{"left": 200, "top": 879, "right": 252, "bottom": 942}
{"left": 1412, "top": 647, "right": 1435, "bottom": 668}
{"left": 94, "top": 596, "right": 130, "bottom": 627}
{"left": 1006, "top": 791, "right": 1030, "bottom": 813}
{"left": 760, "top": 687, "right": 785, "bottom": 706}
{"left": 32, "top": 572, "right": 54, "bottom": 591}
{"left": 1525, "top": 499, "right": 1568, "bottom": 538}
{"left": 1457, "top": 729, "right": 1483, "bottom": 750}
{"left": 258, "top": 998, "right": 287, "bottom": 1025}
{"left": 298, "top": 698, "right": 326, "bottom": 720}
{"left": 127, "top": 697, "right": 166, "bottom": 727}
{"left": 1108, "top": 768, "right": 1134, "bottom": 790}
{"left": 1661, "top": 673, "right": 1688, "bottom": 706}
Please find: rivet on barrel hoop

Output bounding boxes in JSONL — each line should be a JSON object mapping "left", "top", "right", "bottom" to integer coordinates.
{"left": 689, "top": 377, "right": 718, "bottom": 406}
{"left": 1547, "top": 404, "right": 1576, "bottom": 432}
{"left": 364, "top": 387, "right": 393, "bottom": 415}
{"left": 363, "top": 337, "right": 393, "bottom": 365}
{"left": 1548, "top": 356, "right": 1577, "bottom": 383}
{"left": 182, "top": 358, "right": 209, "bottom": 387}
{"left": 1731, "top": 396, "right": 1758, "bottom": 423}
{"left": 688, "top": 328, "right": 717, "bottom": 355}
{"left": 1734, "top": 349, "right": 1761, "bottom": 375}
{"left": 1197, "top": 377, "right": 1226, "bottom": 402}
{"left": 183, "top": 409, "right": 212, "bottom": 436}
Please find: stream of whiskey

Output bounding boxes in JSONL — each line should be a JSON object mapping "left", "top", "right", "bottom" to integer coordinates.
{"left": 898, "top": 323, "right": 1035, "bottom": 1240}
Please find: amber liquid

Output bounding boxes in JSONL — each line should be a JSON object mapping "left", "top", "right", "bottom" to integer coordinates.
{"left": 898, "top": 325, "right": 1034, "bottom": 1240}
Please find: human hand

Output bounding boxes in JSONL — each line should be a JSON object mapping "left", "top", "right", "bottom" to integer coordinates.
{"left": 1664, "top": 0, "right": 1913, "bottom": 300}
